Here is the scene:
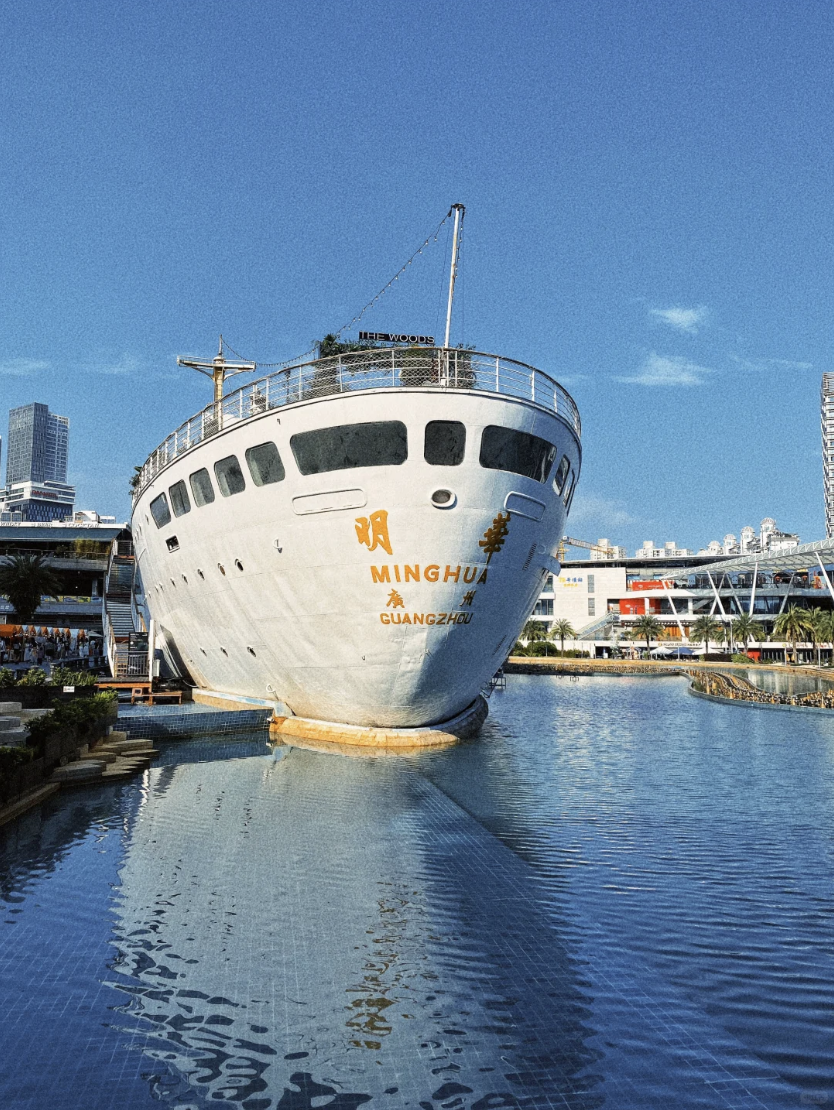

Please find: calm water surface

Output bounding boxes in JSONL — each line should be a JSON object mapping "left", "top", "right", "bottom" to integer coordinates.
{"left": 741, "top": 668, "right": 832, "bottom": 694}
{"left": 2, "top": 676, "right": 834, "bottom": 1110}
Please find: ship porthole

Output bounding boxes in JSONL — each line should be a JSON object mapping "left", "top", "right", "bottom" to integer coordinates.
{"left": 218, "top": 563, "right": 226, "bottom": 575}
{"left": 235, "top": 559, "right": 244, "bottom": 572}
{"left": 430, "top": 488, "right": 456, "bottom": 508}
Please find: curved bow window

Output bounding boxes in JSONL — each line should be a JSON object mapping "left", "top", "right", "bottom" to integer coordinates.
{"left": 425, "top": 420, "right": 466, "bottom": 466}
{"left": 150, "top": 493, "right": 171, "bottom": 528}
{"left": 214, "top": 455, "right": 246, "bottom": 497}
{"left": 169, "top": 480, "right": 191, "bottom": 517}
{"left": 246, "top": 442, "right": 286, "bottom": 486}
{"left": 479, "top": 426, "right": 556, "bottom": 483}
{"left": 291, "top": 421, "right": 407, "bottom": 475}
{"left": 189, "top": 468, "right": 216, "bottom": 507}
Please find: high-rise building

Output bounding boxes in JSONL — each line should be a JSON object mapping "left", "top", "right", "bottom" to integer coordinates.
{"left": 823, "top": 373, "right": 834, "bottom": 536}
{"left": 0, "top": 403, "right": 74, "bottom": 522}
{"left": 5, "top": 402, "right": 69, "bottom": 485}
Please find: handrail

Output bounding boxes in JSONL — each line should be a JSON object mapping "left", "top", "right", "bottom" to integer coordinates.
{"left": 133, "top": 347, "right": 581, "bottom": 499}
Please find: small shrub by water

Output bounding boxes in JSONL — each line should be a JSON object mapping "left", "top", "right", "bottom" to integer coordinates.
{"left": 25, "top": 691, "right": 117, "bottom": 749}
{"left": 0, "top": 745, "right": 37, "bottom": 775}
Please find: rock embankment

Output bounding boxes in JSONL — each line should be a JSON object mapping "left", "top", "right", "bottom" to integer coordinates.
{"left": 691, "top": 670, "right": 834, "bottom": 709}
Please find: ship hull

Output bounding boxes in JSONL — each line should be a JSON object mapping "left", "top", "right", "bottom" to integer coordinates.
{"left": 132, "top": 387, "right": 580, "bottom": 727}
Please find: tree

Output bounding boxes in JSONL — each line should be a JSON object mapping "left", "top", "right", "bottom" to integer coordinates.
{"left": 732, "top": 612, "right": 765, "bottom": 655}
{"left": 307, "top": 335, "right": 381, "bottom": 398}
{"left": 522, "top": 619, "right": 549, "bottom": 644}
{"left": 631, "top": 614, "right": 663, "bottom": 656}
{"left": 549, "top": 618, "right": 575, "bottom": 655}
{"left": 690, "top": 615, "right": 723, "bottom": 660}
{"left": 803, "top": 607, "right": 830, "bottom": 667}
{"left": 774, "top": 605, "right": 811, "bottom": 664}
{"left": 0, "top": 554, "right": 62, "bottom": 625}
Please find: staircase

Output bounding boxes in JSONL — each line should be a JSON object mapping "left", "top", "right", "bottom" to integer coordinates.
{"left": 0, "top": 701, "right": 50, "bottom": 747}
{"left": 102, "top": 538, "right": 147, "bottom": 680}
{"left": 574, "top": 610, "right": 619, "bottom": 640}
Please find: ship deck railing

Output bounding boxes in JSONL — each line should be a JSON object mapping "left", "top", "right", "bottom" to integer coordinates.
{"left": 134, "top": 347, "right": 581, "bottom": 498}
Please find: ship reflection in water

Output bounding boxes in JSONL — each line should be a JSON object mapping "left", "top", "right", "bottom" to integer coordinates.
{"left": 2, "top": 675, "right": 834, "bottom": 1108}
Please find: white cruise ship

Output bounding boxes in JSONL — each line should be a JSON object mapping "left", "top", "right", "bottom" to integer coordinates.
{"left": 130, "top": 342, "right": 581, "bottom": 728}
{"left": 130, "top": 342, "right": 581, "bottom": 729}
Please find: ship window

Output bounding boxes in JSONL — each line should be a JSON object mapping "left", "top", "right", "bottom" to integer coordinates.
{"left": 564, "top": 469, "right": 577, "bottom": 507}
{"left": 169, "top": 480, "right": 191, "bottom": 517}
{"left": 424, "top": 421, "right": 466, "bottom": 466}
{"left": 214, "top": 455, "right": 246, "bottom": 496}
{"left": 290, "top": 421, "right": 407, "bottom": 475}
{"left": 479, "top": 426, "right": 556, "bottom": 483}
{"left": 150, "top": 493, "right": 172, "bottom": 528}
{"left": 246, "top": 441, "right": 286, "bottom": 486}
{"left": 552, "top": 455, "right": 569, "bottom": 494}
{"left": 189, "top": 468, "right": 216, "bottom": 507}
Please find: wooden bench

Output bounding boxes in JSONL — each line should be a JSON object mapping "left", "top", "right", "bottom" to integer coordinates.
{"left": 144, "top": 690, "right": 183, "bottom": 706}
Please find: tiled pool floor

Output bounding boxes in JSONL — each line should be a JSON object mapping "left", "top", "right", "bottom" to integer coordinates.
{"left": 2, "top": 676, "right": 833, "bottom": 1108}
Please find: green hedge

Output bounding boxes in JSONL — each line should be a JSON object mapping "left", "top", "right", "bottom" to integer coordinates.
{"left": 26, "top": 691, "right": 117, "bottom": 749}
{"left": 0, "top": 745, "right": 38, "bottom": 775}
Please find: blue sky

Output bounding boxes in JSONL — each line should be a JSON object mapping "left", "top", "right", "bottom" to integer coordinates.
{"left": 2, "top": 0, "right": 833, "bottom": 552}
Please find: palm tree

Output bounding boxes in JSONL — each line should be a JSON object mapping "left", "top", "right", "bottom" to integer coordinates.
{"left": 690, "top": 615, "right": 723, "bottom": 660}
{"left": 0, "top": 554, "right": 62, "bottom": 625}
{"left": 522, "top": 619, "right": 549, "bottom": 644}
{"left": 732, "top": 612, "right": 765, "bottom": 656}
{"left": 818, "top": 610, "right": 834, "bottom": 666}
{"left": 803, "top": 607, "right": 829, "bottom": 667}
{"left": 631, "top": 614, "right": 663, "bottom": 656}
{"left": 549, "top": 618, "right": 575, "bottom": 655}
{"left": 774, "top": 605, "right": 811, "bottom": 664}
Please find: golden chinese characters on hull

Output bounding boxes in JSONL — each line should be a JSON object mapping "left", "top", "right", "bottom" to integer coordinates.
{"left": 355, "top": 510, "right": 393, "bottom": 556}
{"left": 479, "top": 511, "right": 510, "bottom": 563}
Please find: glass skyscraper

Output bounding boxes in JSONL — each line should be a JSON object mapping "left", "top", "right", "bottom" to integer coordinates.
{"left": 1, "top": 403, "right": 73, "bottom": 522}
{"left": 5, "top": 402, "right": 69, "bottom": 485}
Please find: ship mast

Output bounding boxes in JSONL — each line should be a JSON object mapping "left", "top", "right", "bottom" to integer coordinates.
{"left": 177, "top": 335, "right": 257, "bottom": 405}
{"left": 443, "top": 203, "right": 465, "bottom": 348}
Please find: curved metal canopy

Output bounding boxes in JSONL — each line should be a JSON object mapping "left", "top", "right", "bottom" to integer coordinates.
{"left": 689, "top": 537, "right": 834, "bottom": 577}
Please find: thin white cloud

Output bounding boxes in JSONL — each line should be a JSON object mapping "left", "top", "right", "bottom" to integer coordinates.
{"left": 84, "top": 353, "right": 143, "bottom": 376}
{"left": 649, "top": 305, "right": 708, "bottom": 334}
{"left": 729, "top": 354, "right": 813, "bottom": 372}
{"left": 616, "top": 352, "right": 713, "bottom": 387}
{"left": 568, "top": 492, "right": 636, "bottom": 531}
{"left": 0, "top": 358, "right": 49, "bottom": 376}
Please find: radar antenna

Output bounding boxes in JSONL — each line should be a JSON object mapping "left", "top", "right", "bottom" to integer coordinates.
{"left": 177, "top": 335, "right": 257, "bottom": 404}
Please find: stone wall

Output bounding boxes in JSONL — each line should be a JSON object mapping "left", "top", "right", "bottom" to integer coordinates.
{"left": 690, "top": 670, "right": 834, "bottom": 709}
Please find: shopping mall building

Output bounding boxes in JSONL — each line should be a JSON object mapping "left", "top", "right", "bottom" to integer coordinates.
{"left": 533, "top": 539, "right": 834, "bottom": 660}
